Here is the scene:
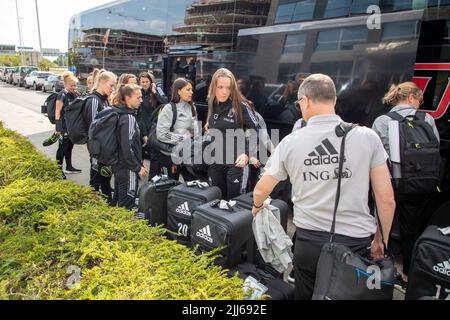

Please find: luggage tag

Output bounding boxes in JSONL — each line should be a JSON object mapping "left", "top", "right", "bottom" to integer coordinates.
{"left": 243, "top": 276, "right": 268, "bottom": 300}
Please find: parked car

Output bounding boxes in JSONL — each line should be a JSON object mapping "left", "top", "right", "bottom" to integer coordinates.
{"left": 24, "top": 71, "right": 53, "bottom": 90}
{"left": 42, "top": 74, "right": 64, "bottom": 93}
{"left": 12, "top": 66, "right": 38, "bottom": 87}
{"left": 5, "top": 68, "right": 15, "bottom": 84}
{"left": 0, "top": 67, "right": 12, "bottom": 82}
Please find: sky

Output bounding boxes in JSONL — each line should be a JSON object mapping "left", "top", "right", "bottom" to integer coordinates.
{"left": 0, "top": 0, "right": 113, "bottom": 53}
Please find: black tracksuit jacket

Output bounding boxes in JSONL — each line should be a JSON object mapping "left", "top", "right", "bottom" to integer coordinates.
{"left": 83, "top": 90, "right": 110, "bottom": 129}
{"left": 115, "top": 106, "right": 143, "bottom": 173}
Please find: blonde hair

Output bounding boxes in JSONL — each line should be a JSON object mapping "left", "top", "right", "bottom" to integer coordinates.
{"left": 91, "top": 68, "right": 102, "bottom": 81}
{"left": 382, "top": 82, "right": 423, "bottom": 106}
{"left": 93, "top": 70, "right": 117, "bottom": 94}
{"left": 207, "top": 68, "right": 252, "bottom": 127}
{"left": 62, "top": 71, "right": 78, "bottom": 86}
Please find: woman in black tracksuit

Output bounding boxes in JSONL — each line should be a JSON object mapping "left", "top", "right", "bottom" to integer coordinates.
{"left": 55, "top": 72, "right": 80, "bottom": 178}
{"left": 112, "top": 84, "right": 148, "bottom": 209}
{"left": 83, "top": 70, "right": 117, "bottom": 202}
{"left": 137, "top": 71, "right": 168, "bottom": 178}
{"left": 205, "top": 68, "right": 259, "bottom": 200}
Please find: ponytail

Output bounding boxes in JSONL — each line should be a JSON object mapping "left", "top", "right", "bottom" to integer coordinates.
{"left": 382, "top": 82, "right": 422, "bottom": 106}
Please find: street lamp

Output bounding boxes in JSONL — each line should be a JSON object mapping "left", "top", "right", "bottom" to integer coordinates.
{"left": 15, "top": 0, "right": 24, "bottom": 48}
{"left": 35, "top": 0, "right": 43, "bottom": 52}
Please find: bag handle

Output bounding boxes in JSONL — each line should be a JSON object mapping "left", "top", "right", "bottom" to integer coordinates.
{"left": 186, "top": 180, "right": 209, "bottom": 189}
{"left": 329, "top": 122, "right": 355, "bottom": 242}
{"left": 210, "top": 199, "right": 235, "bottom": 212}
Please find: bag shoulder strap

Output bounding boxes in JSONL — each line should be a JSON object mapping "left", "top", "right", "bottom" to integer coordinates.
{"left": 414, "top": 110, "right": 426, "bottom": 121}
{"left": 170, "top": 102, "right": 177, "bottom": 132}
{"left": 386, "top": 112, "right": 404, "bottom": 122}
{"left": 329, "top": 122, "right": 356, "bottom": 242}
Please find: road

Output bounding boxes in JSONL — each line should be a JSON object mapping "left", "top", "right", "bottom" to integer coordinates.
{"left": 0, "top": 81, "right": 405, "bottom": 299}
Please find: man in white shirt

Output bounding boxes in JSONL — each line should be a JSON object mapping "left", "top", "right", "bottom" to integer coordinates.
{"left": 251, "top": 74, "right": 395, "bottom": 300}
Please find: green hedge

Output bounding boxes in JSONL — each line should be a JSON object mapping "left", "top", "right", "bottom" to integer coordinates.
{"left": 0, "top": 123, "right": 245, "bottom": 300}
{"left": 0, "top": 125, "right": 62, "bottom": 186}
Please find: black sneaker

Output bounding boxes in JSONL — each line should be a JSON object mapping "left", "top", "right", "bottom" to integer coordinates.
{"left": 42, "top": 133, "right": 60, "bottom": 147}
{"left": 287, "top": 269, "right": 295, "bottom": 284}
{"left": 64, "top": 167, "right": 82, "bottom": 174}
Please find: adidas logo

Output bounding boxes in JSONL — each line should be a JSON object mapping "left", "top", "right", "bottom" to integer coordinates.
{"left": 304, "top": 139, "right": 342, "bottom": 166}
{"left": 433, "top": 259, "right": 450, "bottom": 277}
{"left": 176, "top": 201, "right": 191, "bottom": 216}
{"left": 196, "top": 225, "right": 213, "bottom": 244}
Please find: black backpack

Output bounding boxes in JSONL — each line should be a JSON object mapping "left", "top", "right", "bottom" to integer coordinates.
{"left": 387, "top": 111, "right": 442, "bottom": 194}
{"left": 148, "top": 102, "right": 178, "bottom": 153}
{"left": 406, "top": 225, "right": 450, "bottom": 300}
{"left": 65, "top": 95, "right": 90, "bottom": 145}
{"left": 41, "top": 93, "right": 58, "bottom": 124}
{"left": 87, "top": 107, "right": 124, "bottom": 166}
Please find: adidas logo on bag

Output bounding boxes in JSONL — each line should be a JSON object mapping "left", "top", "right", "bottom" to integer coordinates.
{"left": 304, "top": 139, "right": 343, "bottom": 166}
{"left": 176, "top": 202, "right": 191, "bottom": 216}
{"left": 433, "top": 259, "right": 450, "bottom": 277}
{"left": 196, "top": 225, "right": 213, "bottom": 244}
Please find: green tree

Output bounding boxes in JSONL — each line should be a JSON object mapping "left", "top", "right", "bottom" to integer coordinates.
{"left": 0, "top": 54, "right": 21, "bottom": 67}
{"left": 38, "top": 58, "right": 57, "bottom": 71}
{"left": 55, "top": 54, "right": 68, "bottom": 67}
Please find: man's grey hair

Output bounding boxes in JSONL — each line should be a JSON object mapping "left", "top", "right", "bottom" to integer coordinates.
{"left": 297, "top": 74, "right": 336, "bottom": 103}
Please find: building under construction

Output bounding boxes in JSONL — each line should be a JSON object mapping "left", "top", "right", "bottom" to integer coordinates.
{"left": 70, "top": 27, "right": 165, "bottom": 79}
{"left": 169, "top": 0, "right": 271, "bottom": 51}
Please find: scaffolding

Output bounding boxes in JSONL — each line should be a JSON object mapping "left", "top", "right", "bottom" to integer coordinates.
{"left": 169, "top": 0, "right": 270, "bottom": 50}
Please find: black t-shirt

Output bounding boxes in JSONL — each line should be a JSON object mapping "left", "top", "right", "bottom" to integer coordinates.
{"left": 207, "top": 99, "right": 259, "bottom": 164}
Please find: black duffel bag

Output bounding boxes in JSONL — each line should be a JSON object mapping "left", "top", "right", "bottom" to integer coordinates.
{"left": 312, "top": 123, "right": 395, "bottom": 300}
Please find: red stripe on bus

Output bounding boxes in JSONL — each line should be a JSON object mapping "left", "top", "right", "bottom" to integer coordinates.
{"left": 414, "top": 63, "right": 450, "bottom": 71}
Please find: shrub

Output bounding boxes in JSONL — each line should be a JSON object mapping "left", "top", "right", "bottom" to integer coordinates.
{"left": 0, "top": 123, "right": 245, "bottom": 300}
{"left": 0, "top": 131, "right": 62, "bottom": 187}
